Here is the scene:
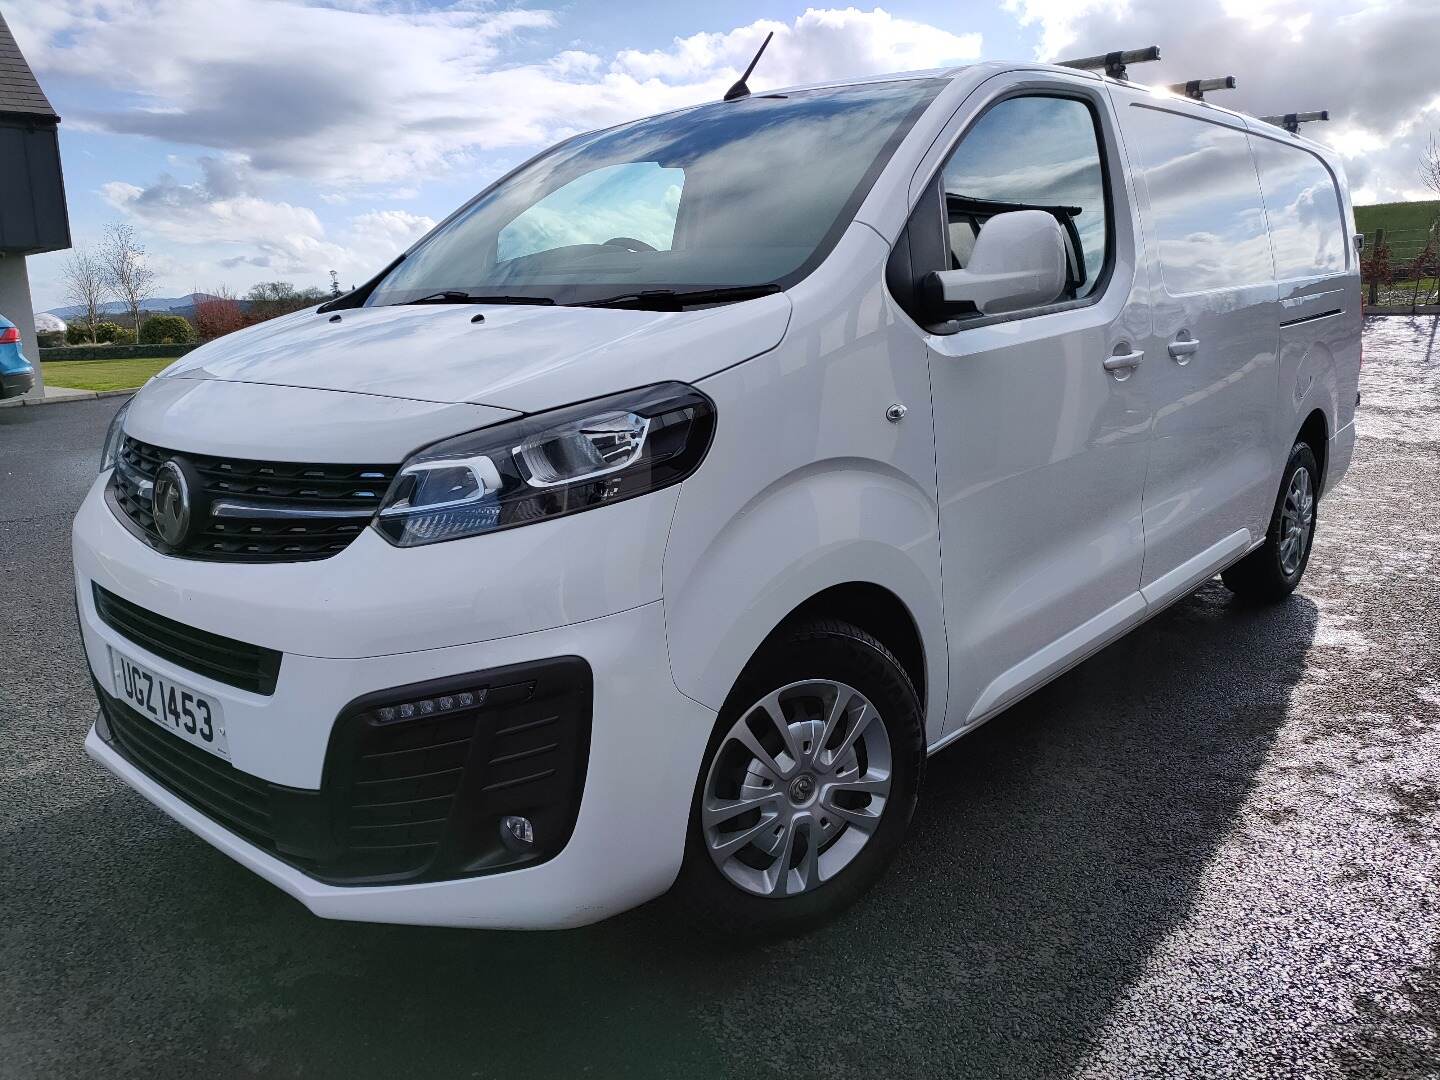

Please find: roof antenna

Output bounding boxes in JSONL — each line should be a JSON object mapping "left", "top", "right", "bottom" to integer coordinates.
{"left": 1259, "top": 110, "right": 1330, "bottom": 134}
{"left": 724, "top": 31, "right": 774, "bottom": 102}
{"left": 1167, "top": 76, "right": 1237, "bottom": 101}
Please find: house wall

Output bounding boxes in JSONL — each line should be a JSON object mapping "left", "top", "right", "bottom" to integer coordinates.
{"left": 0, "top": 118, "right": 70, "bottom": 256}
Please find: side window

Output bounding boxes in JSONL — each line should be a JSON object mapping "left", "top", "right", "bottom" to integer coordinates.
{"left": 1251, "top": 138, "right": 1347, "bottom": 280}
{"left": 1120, "top": 106, "right": 1271, "bottom": 294}
{"left": 940, "top": 95, "right": 1110, "bottom": 301}
{"left": 496, "top": 162, "right": 684, "bottom": 263}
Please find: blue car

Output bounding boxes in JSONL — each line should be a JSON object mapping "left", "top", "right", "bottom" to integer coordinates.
{"left": 0, "top": 313, "right": 35, "bottom": 399}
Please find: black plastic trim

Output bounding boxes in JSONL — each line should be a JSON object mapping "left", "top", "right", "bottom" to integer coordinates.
{"left": 1279, "top": 308, "right": 1343, "bottom": 328}
{"left": 93, "top": 582, "right": 282, "bottom": 696}
{"left": 94, "top": 656, "right": 593, "bottom": 886}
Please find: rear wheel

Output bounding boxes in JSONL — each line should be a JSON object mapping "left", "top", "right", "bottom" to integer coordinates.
{"left": 674, "top": 619, "right": 924, "bottom": 938}
{"left": 1221, "top": 442, "right": 1319, "bottom": 602}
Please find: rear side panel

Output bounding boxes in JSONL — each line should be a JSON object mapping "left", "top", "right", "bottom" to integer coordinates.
{"left": 1245, "top": 120, "right": 1362, "bottom": 489}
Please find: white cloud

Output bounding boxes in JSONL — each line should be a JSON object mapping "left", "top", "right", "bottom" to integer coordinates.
{"left": 9, "top": 3, "right": 981, "bottom": 188}
{"left": 96, "top": 159, "right": 434, "bottom": 288}
{"left": 1004, "top": 0, "right": 1440, "bottom": 203}
{"left": 614, "top": 8, "right": 980, "bottom": 86}
{"left": 10, "top": 2, "right": 983, "bottom": 304}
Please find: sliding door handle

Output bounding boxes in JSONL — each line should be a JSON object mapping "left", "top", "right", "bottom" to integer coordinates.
{"left": 1103, "top": 349, "right": 1145, "bottom": 372}
{"left": 1168, "top": 337, "right": 1201, "bottom": 362}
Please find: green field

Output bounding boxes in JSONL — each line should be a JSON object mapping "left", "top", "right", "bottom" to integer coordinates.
{"left": 1354, "top": 200, "right": 1440, "bottom": 238}
{"left": 42, "top": 358, "right": 172, "bottom": 392}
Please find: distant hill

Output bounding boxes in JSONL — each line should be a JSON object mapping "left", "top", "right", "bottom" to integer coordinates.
{"left": 1355, "top": 201, "right": 1439, "bottom": 238}
{"left": 43, "top": 293, "right": 237, "bottom": 320}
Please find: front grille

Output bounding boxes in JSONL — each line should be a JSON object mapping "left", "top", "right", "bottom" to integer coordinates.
{"left": 109, "top": 436, "right": 397, "bottom": 563}
{"left": 96, "top": 657, "right": 592, "bottom": 885}
{"left": 93, "top": 583, "right": 282, "bottom": 695}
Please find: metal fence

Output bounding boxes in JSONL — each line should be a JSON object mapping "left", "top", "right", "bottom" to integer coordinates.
{"left": 1362, "top": 225, "right": 1440, "bottom": 311}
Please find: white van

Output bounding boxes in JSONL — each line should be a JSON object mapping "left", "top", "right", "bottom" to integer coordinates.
{"left": 76, "top": 59, "right": 1361, "bottom": 936}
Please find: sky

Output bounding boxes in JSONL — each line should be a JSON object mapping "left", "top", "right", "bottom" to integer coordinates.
{"left": 9, "top": 0, "right": 1440, "bottom": 312}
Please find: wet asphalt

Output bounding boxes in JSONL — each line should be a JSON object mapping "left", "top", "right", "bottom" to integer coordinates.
{"left": 2, "top": 317, "right": 1438, "bottom": 1079}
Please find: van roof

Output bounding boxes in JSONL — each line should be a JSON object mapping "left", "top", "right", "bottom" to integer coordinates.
{"left": 763, "top": 60, "right": 1336, "bottom": 160}
{"left": 753, "top": 59, "right": 1084, "bottom": 98}
{"left": 1097, "top": 70, "right": 1341, "bottom": 159}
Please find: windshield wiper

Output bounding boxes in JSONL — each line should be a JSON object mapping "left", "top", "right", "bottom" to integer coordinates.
{"left": 404, "top": 291, "right": 556, "bottom": 306}
{"left": 579, "top": 284, "right": 782, "bottom": 311}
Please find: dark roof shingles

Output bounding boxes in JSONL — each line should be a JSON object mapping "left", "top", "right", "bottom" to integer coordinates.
{"left": 0, "top": 10, "right": 56, "bottom": 119}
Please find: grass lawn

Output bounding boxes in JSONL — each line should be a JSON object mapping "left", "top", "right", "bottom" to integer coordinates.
{"left": 42, "top": 358, "right": 173, "bottom": 392}
{"left": 1355, "top": 200, "right": 1440, "bottom": 238}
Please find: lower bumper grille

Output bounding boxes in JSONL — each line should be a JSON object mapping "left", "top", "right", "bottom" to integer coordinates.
{"left": 104, "top": 687, "right": 274, "bottom": 844}
{"left": 93, "top": 583, "right": 282, "bottom": 696}
{"left": 96, "top": 656, "right": 592, "bottom": 885}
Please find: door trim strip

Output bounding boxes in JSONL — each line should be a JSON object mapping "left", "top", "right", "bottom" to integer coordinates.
{"left": 1279, "top": 308, "right": 1343, "bottom": 328}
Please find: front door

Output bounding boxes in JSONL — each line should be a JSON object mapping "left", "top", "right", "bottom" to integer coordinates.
{"left": 914, "top": 80, "right": 1155, "bottom": 732}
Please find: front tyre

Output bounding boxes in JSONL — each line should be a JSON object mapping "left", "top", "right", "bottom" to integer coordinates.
{"left": 675, "top": 619, "right": 924, "bottom": 938}
{"left": 1222, "top": 442, "right": 1320, "bottom": 603}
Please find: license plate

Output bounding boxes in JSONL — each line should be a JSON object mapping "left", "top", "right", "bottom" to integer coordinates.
{"left": 111, "top": 650, "right": 229, "bottom": 760}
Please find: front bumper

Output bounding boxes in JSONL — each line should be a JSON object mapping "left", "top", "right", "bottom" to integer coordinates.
{"left": 85, "top": 600, "right": 716, "bottom": 929}
{"left": 74, "top": 476, "right": 716, "bottom": 929}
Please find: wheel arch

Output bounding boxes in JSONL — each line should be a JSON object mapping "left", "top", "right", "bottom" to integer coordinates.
{"left": 1298, "top": 407, "right": 1329, "bottom": 494}
{"left": 764, "top": 583, "right": 927, "bottom": 709}
{"left": 662, "top": 466, "right": 947, "bottom": 743}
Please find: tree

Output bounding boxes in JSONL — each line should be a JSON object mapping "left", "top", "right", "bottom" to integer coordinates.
{"left": 1422, "top": 133, "right": 1440, "bottom": 199}
{"left": 61, "top": 245, "right": 108, "bottom": 344}
{"left": 101, "top": 222, "right": 156, "bottom": 337}
{"left": 245, "top": 280, "right": 328, "bottom": 322}
{"left": 194, "top": 287, "right": 249, "bottom": 341}
{"left": 139, "top": 314, "right": 196, "bottom": 345}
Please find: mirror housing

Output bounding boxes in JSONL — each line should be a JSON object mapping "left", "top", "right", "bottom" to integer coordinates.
{"left": 923, "top": 210, "right": 1069, "bottom": 318}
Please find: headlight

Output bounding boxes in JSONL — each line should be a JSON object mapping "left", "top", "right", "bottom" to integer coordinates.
{"left": 99, "top": 399, "right": 132, "bottom": 473}
{"left": 374, "top": 381, "right": 715, "bottom": 547}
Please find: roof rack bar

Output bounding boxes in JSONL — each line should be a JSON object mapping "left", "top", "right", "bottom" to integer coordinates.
{"left": 1058, "top": 46, "right": 1160, "bottom": 81}
{"left": 1167, "top": 76, "right": 1236, "bottom": 101}
{"left": 1260, "top": 110, "right": 1329, "bottom": 134}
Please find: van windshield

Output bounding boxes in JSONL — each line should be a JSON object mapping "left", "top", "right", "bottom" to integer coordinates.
{"left": 365, "top": 78, "right": 944, "bottom": 309}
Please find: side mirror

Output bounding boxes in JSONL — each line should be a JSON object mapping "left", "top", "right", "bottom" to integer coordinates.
{"left": 924, "top": 210, "right": 1068, "bottom": 318}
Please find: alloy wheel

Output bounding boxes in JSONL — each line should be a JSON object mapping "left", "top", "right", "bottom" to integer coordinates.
{"left": 1279, "top": 466, "right": 1315, "bottom": 576}
{"left": 701, "top": 679, "right": 892, "bottom": 898}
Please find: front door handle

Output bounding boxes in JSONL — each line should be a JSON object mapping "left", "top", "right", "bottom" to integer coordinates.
{"left": 1168, "top": 337, "right": 1201, "bottom": 362}
{"left": 1103, "top": 348, "right": 1145, "bottom": 373}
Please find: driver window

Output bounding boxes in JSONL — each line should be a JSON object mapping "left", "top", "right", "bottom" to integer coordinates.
{"left": 941, "top": 96, "right": 1109, "bottom": 300}
{"left": 497, "top": 162, "right": 685, "bottom": 263}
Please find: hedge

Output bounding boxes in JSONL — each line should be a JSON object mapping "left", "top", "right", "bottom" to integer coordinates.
{"left": 39, "top": 343, "right": 200, "bottom": 361}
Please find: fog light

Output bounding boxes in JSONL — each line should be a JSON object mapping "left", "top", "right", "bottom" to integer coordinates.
{"left": 500, "top": 815, "right": 535, "bottom": 852}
